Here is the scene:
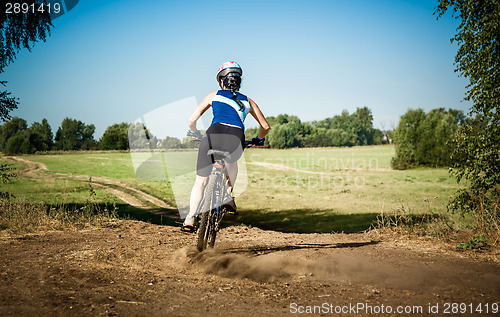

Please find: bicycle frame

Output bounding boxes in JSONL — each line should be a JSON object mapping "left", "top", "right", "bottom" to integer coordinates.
{"left": 196, "top": 153, "right": 231, "bottom": 251}
{"left": 194, "top": 140, "right": 254, "bottom": 251}
{"left": 195, "top": 160, "right": 228, "bottom": 222}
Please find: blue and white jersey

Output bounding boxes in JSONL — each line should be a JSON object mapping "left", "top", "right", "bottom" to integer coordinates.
{"left": 211, "top": 90, "right": 251, "bottom": 130}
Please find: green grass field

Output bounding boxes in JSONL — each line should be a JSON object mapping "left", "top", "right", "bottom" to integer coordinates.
{"left": 2, "top": 145, "right": 466, "bottom": 233}
{"left": 237, "top": 145, "right": 465, "bottom": 233}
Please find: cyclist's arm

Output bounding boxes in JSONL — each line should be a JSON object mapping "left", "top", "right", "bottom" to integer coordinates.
{"left": 248, "top": 98, "right": 270, "bottom": 139}
{"left": 188, "top": 91, "right": 216, "bottom": 132}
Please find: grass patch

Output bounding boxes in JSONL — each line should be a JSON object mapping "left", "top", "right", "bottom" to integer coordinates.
{"left": 23, "top": 154, "right": 176, "bottom": 205}
{"left": 372, "top": 203, "right": 477, "bottom": 242}
{"left": 0, "top": 199, "right": 119, "bottom": 235}
{"left": 456, "top": 235, "right": 490, "bottom": 251}
{"left": 6, "top": 177, "right": 119, "bottom": 205}
{"left": 241, "top": 146, "right": 461, "bottom": 218}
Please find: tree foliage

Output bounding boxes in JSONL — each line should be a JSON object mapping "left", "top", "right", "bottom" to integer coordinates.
{"left": 54, "top": 117, "right": 97, "bottom": 151}
{"left": 436, "top": 0, "right": 499, "bottom": 239}
{"left": 161, "top": 136, "right": 182, "bottom": 149}
{"left": 0, "top": 116, "right": 27, "bottom": 150}
{"left": 0, "top": 2, "right": 53, "bottom": 121}
{"left": 391, "top": 108, "right": 463, "bottom": 169}
{"left": 259, "top": 108, "right": 384, "bottom": 149}
{"left": 100, "top": 123, "right": 130, "bottom": 150}
{"left": 128, "top": 122, "right": 158, "bottom": 150}
{"left": 0, "top": 116, "right": 51, "bottom": 154}
{"left": 0, "top": 1, "right": 52, "bottom": 72}
{"left": 436, "top": 0, "right": 499, "bottom": 116}
{"left": 29, "top": 118, "right": 53, "bottom": 151}
{"left": 0, "top": 81, "right": 18, "bottom": 122}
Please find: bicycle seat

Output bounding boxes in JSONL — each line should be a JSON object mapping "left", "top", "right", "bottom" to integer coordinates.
{"left": 207, "top": 149, "right": 231, "bottom": 161}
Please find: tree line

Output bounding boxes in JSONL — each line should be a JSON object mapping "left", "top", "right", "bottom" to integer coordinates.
{"left": 246, "top": 107, "right": 390, "bottom": 149}
{"left": 0, "top": 117, "right": 202, "bottom": 154}
{"left": 1, "top": 105, "right": 468, "bottom": 160}
{"left": 0, "top": 107, "right": 392, "bottom": 154}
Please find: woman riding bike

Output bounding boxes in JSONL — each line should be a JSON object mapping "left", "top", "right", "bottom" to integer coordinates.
{"left": 181, "top": 61, "right": 270, "bottom": 232}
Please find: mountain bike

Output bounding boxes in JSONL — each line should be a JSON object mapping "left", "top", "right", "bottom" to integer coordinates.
{"left": 195, "top": 140, "right": 253, "bottom": 252}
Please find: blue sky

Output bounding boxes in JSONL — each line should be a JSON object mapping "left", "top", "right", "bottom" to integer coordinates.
{"left": 2, "top": 0, "right": 470, "bottom": 139}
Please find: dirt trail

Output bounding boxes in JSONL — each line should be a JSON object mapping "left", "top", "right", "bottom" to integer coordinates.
{"left": 1, "top": 222, "right": 499, "bottom": 316}
{"left": 8, "top": 156, "right": 172, "bottom": 211}
{"left": 246, "top": 161, "right": 391, "bottom": 174}
{"left": 1, "top": 156, "right": 499, "bottom": 316}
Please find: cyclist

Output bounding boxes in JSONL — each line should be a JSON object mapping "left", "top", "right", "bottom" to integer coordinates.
{"left": 181, "top": 61, "right": 270, "bottom": 232}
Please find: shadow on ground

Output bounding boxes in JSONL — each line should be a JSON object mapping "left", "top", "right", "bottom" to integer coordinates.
{"left": 112, "top": 205, "right": 445, "bottom": 236}
{"left": 112, "top": 205, "right": 380, "bottom": 234}
{"left": 113, "top": 204, "right": 182, "bottom": 227}
{"left": 235, "top": 208, "right": 380, "bottom": 233}
{"left": 223, "top": 241, "right": 380, "bottom": 256}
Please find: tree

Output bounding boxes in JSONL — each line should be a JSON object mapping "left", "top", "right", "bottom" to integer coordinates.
{"left": 0, "top": 117, "right": 55, "bottom": 154}
{"left": 4, "top": 131, "right": 30, "bottom": 154}
{"left": 54, "top": 117, "right": 97, "bottom": 151}
{"left": 436, "top": 0, "right": 499, "bottom": 118}
{"left": 0, "top": 116, "right": 27, "bottom": 150}
{"left": 416, "top": 108, "right": 463, "bottom": 166}
{"left": 353, "top": 107, "right": 375, "bottom": 145}
{"left": 392, "top": 108, "right": 463, "bottom": 169}
{"left": 372, "top": 129, "right": 385, "bottom": 145}
{"left": 0, "top": 3, "right": 52, "bottom": 121}
{"left": 328, "top": 129, "right": 350, "bottom": 147}
{"left": 0, "top": 82, "right": 17, "bottom": 122}
{"left": 100, "top": 123, "right": 130, "bottom": 150}
{"left": 437, "top": 0, "right": 499, "bottom": 239}
{"left": 268, "top": 124, "right": 297, "bottom": 149}
{"left": 391, "top": 108, "right": 426, "bottom": 169}
{"left": 161, "top": 136, "right": 181, "bottom": 149}
{"left": 329, "top": 110, "right": 359, "bottom": 146}
{"left": 29, "top": 118, "right": 53, "bottom": 151}
{"left": 128, "top": 122, "right": 157, "bottom": 150}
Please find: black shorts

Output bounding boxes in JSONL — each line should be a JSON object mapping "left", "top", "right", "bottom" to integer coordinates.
{"left": 196, "top": 123, "right": 245, "bottom": 177}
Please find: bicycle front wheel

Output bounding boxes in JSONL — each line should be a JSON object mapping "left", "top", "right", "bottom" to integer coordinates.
{"left": 196, "top": 210, "right": 210, "bottom": 251}
{"left": 196, "top": 175, "right": 217, "bottom": 251}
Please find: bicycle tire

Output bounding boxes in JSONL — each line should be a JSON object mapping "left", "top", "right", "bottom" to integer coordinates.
{"left": 196, "top": 211, "right": 209, "bottom": 251}
{"left": 208, "top": 213, "right": 217, "bottom": 248}
{"left": 196, "top": 174, "right": 216, "bottom": 251}
{"left": 208, "top": 173, "right": 225, "bottom": 248}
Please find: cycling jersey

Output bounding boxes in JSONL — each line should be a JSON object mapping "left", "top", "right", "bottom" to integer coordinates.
{"left": 211, "top": 90, "right": 251, "bottom": 130}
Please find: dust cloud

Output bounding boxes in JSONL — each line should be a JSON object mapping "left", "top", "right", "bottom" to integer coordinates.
{"left": 171, "top": 246, "right": 434, "bottom": 289}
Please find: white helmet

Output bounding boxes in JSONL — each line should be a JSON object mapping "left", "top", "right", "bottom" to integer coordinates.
{"left": 216, "top": 61, "right": 243, "bottom": 83}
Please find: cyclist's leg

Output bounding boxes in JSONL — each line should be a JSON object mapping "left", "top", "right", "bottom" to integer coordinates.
{"left": 223, "top": 162, "right": 238, "bottom": 214}
{"left": 183, "top": 175, "right": 208, "bottom": 226}
{"left": 225, "top": 161, "right": 238, "bottom": 193}
{"left": 184, "top": 131, "right": 212, "bottom": 228}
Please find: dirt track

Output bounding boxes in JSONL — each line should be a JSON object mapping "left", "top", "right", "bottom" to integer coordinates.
{"left": 1, "top": 157, "right": 499, "bottom": 316}
{"left": 8, "top": 156, "right": 172, "bottom": 211}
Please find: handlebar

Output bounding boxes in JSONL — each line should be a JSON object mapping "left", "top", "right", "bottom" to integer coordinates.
{"left": 244, "top": 140, "right": 256, "bottom": 148}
